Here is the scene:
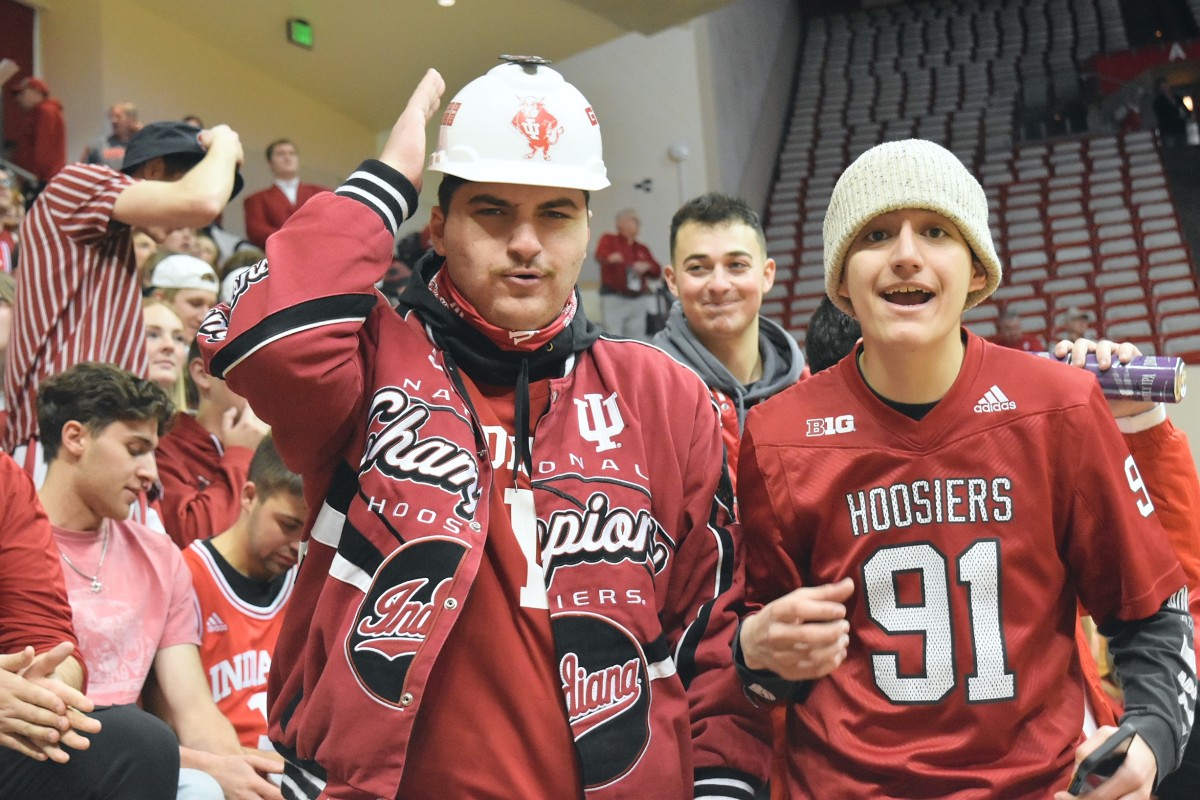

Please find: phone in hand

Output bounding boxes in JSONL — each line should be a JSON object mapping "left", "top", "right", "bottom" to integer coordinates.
{"left": 1066, "top": 722, "right": 1139, "bottom": 795}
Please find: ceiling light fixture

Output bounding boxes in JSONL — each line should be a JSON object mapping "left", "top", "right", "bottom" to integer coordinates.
{"left": 438, "top": 0, "right": 456, "bottom": 7}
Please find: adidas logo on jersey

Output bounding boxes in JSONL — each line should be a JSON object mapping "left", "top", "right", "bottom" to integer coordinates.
{"left": 205, "top": 612, "right": 228, "bottom": 634}
{"left": 974, "top": 385, "right": 1016, "bottom": 413}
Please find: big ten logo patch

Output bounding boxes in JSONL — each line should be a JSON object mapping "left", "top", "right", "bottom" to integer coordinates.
{"left": 806, "top": 414, "right": 855, "bottom": 437}
{"left": 345, "top": 538, "right": 466, "bottom": 706}
{"left": 553, "top": 614, "right": 651, "bottom": 790}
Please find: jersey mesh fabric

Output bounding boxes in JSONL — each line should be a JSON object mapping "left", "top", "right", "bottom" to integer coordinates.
{"left": 184, "top": 539, "right": 295, "bottom": 749}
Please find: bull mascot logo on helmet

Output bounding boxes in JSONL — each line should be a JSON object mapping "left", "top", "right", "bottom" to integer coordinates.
{"left": 513, "top": 95, "right": 564, "bottom": 161}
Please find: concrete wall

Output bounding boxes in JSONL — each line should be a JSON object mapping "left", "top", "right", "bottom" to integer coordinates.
{"left": 1168, "top": 387, "right": 1200, "bottom": 459}
{"left": 556, "top": 24, "right": 711, "bottom": 288}
{"left": 548, "top": 0, "right": 800, "bottom": 317}
{"left": 34, "top": 0, "right": 375, "bottom": 237}
{"left": 698, "top": 0, "right": 801, "bottom": 212}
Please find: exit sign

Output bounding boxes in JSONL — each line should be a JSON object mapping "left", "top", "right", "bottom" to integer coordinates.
{"left": 287, "top": 18, "right": 313, "bottom": 49}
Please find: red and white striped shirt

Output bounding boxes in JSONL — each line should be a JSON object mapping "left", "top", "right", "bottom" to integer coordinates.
{"left": 0, "top": 229, "right": 16, "bottom": 273}
{"left": 4, "top": 163, "right": 145, "bottom": 451}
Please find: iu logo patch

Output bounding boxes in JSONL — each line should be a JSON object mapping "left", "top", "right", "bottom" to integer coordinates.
{"left": 553, "top": 613, "right": 651, "bottom": 790}
{"left": 345, "top": 538, "right": 466, "bottom": 706}
{"left": 512, "top": 96, "right": 564, "bottom": 161}
{"left": 575, "top": 392, "right": 624, "bottom": 452}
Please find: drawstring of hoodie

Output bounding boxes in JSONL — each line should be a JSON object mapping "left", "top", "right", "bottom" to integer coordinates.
{"left": 513, "top": 357, "right": 533, "bottom": 485}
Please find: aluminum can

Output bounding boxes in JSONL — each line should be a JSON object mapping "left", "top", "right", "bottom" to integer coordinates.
{"left": 1035, "top": 353, "right": 1187, "bottom": 403}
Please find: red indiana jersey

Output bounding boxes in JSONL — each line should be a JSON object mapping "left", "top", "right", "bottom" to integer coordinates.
{"left": 184, "top": 539, "right": 296, "bottom": 750}
{"left": 738, "top": 331, "right": 1187, "bottom": 799}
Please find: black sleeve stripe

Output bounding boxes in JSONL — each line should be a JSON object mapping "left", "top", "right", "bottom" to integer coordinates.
{"left": 277, "top": 744, "right": 328, "bottom": 799}
{"left": 277, "top": 690, "right": 305, "bottom": 744}
{"left": 211, "top": 294, "right": 377, "bottom": 378}
{"left": 326, "top": 460, "right": 360, "bottom": 515}
{"left": 335, "top": 159, "right": 419, "bottom": 235}
{"left": 676, "top": 521, "right": 736, "bottom": 689}
{"left": 336, "top": 517, "right": 385, "bottom": 580}
{"left": 694, "top": 767, "right": 758, "bottom": 799}
{"left": 643, "top": 634, "right": 671, "bottom": 665}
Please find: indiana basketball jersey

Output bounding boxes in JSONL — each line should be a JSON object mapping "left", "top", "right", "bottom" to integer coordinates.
{"left": 184, "top": 539, "right": 297, "bottom": 750}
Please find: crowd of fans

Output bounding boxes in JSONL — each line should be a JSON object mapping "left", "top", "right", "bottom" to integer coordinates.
{"left": 0, "top": 53, "right": 1195, "bottom": 800}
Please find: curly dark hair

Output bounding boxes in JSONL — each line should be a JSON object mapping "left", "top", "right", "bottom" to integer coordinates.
{"left": 38, "top": 363, "right": 175, "bottom": 462}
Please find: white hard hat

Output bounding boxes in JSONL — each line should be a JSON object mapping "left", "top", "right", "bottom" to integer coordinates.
{"left": 428, "top": 56, "right": 610, "bottom": 191}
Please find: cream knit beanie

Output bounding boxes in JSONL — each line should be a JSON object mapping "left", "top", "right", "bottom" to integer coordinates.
{"left": 822, "top": 139, "right": 1002, "bottom": 317}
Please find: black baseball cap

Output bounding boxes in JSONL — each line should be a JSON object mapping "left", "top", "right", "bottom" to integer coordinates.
{"left": 121, "top": 121, "right": 244, "bottom": 199}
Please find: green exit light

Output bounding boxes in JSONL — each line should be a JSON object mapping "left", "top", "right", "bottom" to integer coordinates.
{"left": 287, "top": 18, "right": 313, "bottom": 49}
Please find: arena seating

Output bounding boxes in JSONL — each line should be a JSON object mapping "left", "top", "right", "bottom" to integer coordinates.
{"left": 763, "top": 0, "right": 1200, "bottom": 361}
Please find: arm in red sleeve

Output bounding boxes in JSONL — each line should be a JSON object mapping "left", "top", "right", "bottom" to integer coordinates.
{"left": 0, "top": 453, "right": 85, "bottom": 685}
{"left": 156, "top": 425, "right": 254, "bottom": 548}
{"left": 1124, "top": 418, "right": 1200, "bottom": 643}
{"left": 31, "top": 102, "right": 66, "bottom": 181}
{"left": 641, "top": 242, "right": 662, "bottom": 279}
{"left": 661, "top": 377, "right": 770, "bottom": 794}
{"left": 199, "top": 161, "right": 418, "bottom": 477}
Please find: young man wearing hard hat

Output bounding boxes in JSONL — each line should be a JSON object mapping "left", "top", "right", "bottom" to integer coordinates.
{"left": 198, "top": 60, "right": 768, "bottom": 799}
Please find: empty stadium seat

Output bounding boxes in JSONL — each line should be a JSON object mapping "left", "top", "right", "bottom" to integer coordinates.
{"left": 758, "top": 2, "right": 1199, "bottom": 357}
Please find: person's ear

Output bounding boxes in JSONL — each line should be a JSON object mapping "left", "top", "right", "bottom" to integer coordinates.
{"left": 762, "top": 258, "right": 777, "bottom": 294}
{"left": 188, "top": 358, "right": 209, "bottom": 389}
{"left": 240, "top": 481, "right": 257, "bottom": 514}
{"left": 429, "top": 207, "right": 447, "bottom": 256}
{"left": 838, "top": 272, "right": 851, "bottom": 300}
{"left": 60, "top": 420, "right": 89, "bottom": 458}
{"left": 140, "top": 157, "right": 167, "bottom": 181}
{"left": 663, "top": 264, "right": 679, "bottom": 297}
{"left": 969, "top": 258, "right": 987, "bottom": 292}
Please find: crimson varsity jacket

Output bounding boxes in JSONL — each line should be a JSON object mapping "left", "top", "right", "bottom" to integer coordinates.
{"left": 198, "top": 160, "right": 769, "bottom": 799}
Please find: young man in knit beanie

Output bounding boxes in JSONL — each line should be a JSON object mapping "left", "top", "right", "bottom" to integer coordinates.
{"left": 733, "top": 139, "right": 1195, "bottom": 799}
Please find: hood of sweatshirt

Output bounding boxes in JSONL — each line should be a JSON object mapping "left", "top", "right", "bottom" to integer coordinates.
{"left": 653, "top": 300, "right": 803, "bottom": 431}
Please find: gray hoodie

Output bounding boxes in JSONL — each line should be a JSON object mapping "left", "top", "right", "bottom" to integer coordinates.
{"left": 652, "top": 300, "right": 804, "bottom": 434}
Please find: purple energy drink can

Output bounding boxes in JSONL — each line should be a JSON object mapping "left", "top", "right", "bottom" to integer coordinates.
{"left": 1034, "top": 352, "right": 1187, "bottom": 403}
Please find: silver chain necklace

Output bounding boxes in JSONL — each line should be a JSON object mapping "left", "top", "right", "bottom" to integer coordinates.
{"left": 60, "top": 525, "right": 110, "bottom": 593}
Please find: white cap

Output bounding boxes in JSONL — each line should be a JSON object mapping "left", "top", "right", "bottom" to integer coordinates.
{"left": 150, "top": 254, "right": 219, "bottom": 292}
